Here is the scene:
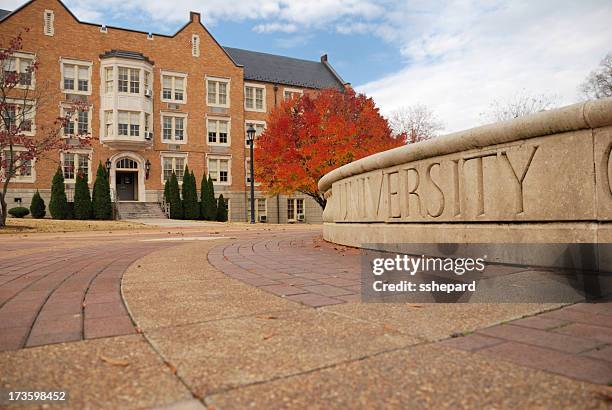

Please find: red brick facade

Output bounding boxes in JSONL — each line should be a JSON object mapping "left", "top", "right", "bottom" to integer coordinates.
{"left": 0, "top": 0, "right": 344, "bottom": 222}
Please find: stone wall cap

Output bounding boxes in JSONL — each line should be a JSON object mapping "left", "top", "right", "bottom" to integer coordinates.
{"left": 318, "top": 97, "right": 612, "bottom": 192}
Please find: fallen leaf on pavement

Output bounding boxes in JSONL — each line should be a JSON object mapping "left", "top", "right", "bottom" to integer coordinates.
{"left": 262, "top": 333, "right": 276, "bottom": 340}
{"left": 100, "top": 355, "right": 129, "bottom": 367}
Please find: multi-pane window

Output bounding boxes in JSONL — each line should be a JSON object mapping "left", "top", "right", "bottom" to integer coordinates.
{"left": 2, "top": 149, "right": 33, "bottom": 181}
{"left": 62, "top": 61, "right": 90, "bottom": 93}
{"left": 247, "top": 198, "right": 267, "bottom": 221}
{"left": 207, "top": 78, "right": 229, "bottom": 107}
{"left": 130, "top": 69, "right": 140, "bottom": 94}
{"left": 161, "top": 74, "right": 186, "bottom": 102}
{"left": 63, "top": 107, "right": 90, "bottom": 137}
{"left": 162, "top": 156, "right": 185, "bottom": 183}
{"left": 118, "top": 67, "right": 129, "bottom": 92}
{"left": 104, "top": 110, "right": 113, "bottom": 137}
{"left": 162, "top": 115, "right": 186, "bottom": 142}
{"left": 2, "top": 54, "right": 34, "bottom": 87}
{"left": 207, "top": 157, "right": 230, "bottom": 184}
{"left": 61, "top": 152, "right": 90, "bottom": 181}
{"left": 245, "top": 85, "right": 265, "bottom": 111}
{"left": 77, "top": 111, "right": 88, "bottom": 135}
{"left": 287, "top": 198, "right": 305, "bottom": 221}
{"left": 105, "top": 67, "right": 113, "bottom": 93}
{"left": 207, "top": 118, "right": 229, "bottom": 145}
{"left": 3, "top": 103, "right": 35, "bottom": 133}
{"left": 144, "top": 71, "right": 151, "bottom": 93}
{"left": 284, "top": 88, "right": 303, "bottom": 100}
{"left": 118, "top": 111, "right": 140, "bottom": 137}
{"left": 245, "top": 121, "right": 265, "bottom": 147}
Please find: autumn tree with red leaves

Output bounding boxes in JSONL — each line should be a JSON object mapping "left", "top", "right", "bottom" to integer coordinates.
{"left": 0, "top": 30, "right": 90, "bottom": 226}
{"left": 254, "top": 88, "right": 405, "bottom": 209}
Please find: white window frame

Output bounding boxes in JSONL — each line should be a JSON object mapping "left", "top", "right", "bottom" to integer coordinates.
{"left": 161, "top": 70, "right": 187, "bottom": 104}
{"left": 247, "top": 197, "right": 267, "bottom": 221}
{"left": 244, "top": 120, "right": 266, "bottom": 148}
{"left": 117, "top": 110, "right": 142, "bottom": 138}
{"left": 160, "top": 153, "right": 187, "bottom": 184}
{"left": 1, "top": 147, "right": 35, "bottom": 183}
{"left": 283, "top": 87, "right": 303, "bottom": 100}
{"left": 206, "top": 116, "right": 230, "bottom": 146}
{"left": 60, "top": 150, "right": 92, "bottom": 183}
{"left": 61, "top": 104, "right": 92, "bottom": 138}
{"left": 60, "top": 58, "right": 92, "bottom": 95}
{"left": 287, "top": 198, "right": 305, "bottom": 222}
{"left": 161, "top": 112, "right": 188, "bottom": 144}
{"left": 3, "top": 98, "right": 36, "bottom": 136}
{"left": 244, "top": 83, "right": 266, "bottom": 112}
{"left": 206, "top": 76, "right": 230, "bottom": 108}
{"left": 206, "top": 154, "right": 231, "bottom": 186}
{"left": 117, "top": 66, "right": 142, "bottom": 95}
{"left": 2, "top": 52, "right": 36, "bottom": 89}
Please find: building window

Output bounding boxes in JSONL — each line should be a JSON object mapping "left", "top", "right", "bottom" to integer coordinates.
{"left": 118, "top": 111, "right": 140, "bottom": 137}
{"left": 207, "top": 78, "right": 229, "bottom": 107}
{"left": 2, "top": 53, "right": 35, "bottom": 87}
{"left": 1, "top": 149, "right": 34, "bottom": 182}
{"left": 61, "top": 152, "right": 90, "bottom": 182}
{"left": 61, "top": 60, "right": 91, "bottom": 94}
{"left": 247, "top": 198, "right": 267, "bottom": 221}
{"left": 284, "top": 88, "right": 303, "bottom": 100}
{"left": 287, "top": 198, "right": 304, "bottom": 221}
{"left": 191, "top": 34, "right": 200, "bottom": 57}
{"left": 245, "top": 121, "right": 265, "bottom": 147}
{"left": 161, "top": 73, "right": 186, "bottom": 103}
{"left": 44, "top": 10, "right": 54, "bottom": 36}
{"left": 3, "top": 102, "right": 35, "bottom": 134}
{"left": 144, "top": 71, "right": 151, "bottom": 94}
{"left": 104, "top": 110, "right": 113, "bottom": 137}
{"left": 207, "top": 118, "right": 229, "bottom": 145}
{"left": 63, "top": 106, "right": 91, "bottom": 137}
{"left": 130, "top": 69, "right": 140, "bottom": 93}
{"left": 207, "top": 156, "right": 230, "bottom": 184}
{"left": 161, "top": 155, "right": 186, "bottom": 183}
{"left": 245, "top": 84, "right": 265, "bottom": 111}
{"left": 161, "top": 114, "right": 187, "bottom": 143}
{"left": 105, "top": 67, "right": 113, "bottom": 93}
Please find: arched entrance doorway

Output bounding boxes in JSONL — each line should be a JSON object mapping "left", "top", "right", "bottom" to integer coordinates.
{"left": 109, "top": 153, "right": 146, "bottom": 202}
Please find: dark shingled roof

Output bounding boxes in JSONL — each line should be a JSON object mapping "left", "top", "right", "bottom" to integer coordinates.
{"left": 0, "top": 9, "right": 10, "bottom": 21}
{"left": 223, "top": 47, "right": 345, "bottom": 90}
{"left": 99, "top": 50, "right": 154, "bottom": 65}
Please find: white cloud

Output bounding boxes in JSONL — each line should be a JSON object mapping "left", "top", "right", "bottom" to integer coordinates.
{"left": 253, "top": 23, "right": 298, "bottom": 34}
{"left": 357, "top": 0, "right": 612, "bottom": 132}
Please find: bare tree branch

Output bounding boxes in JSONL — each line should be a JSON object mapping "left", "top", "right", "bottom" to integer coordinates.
{"left": 480, "top": 90, "right": 560, "bottom": 123}
{"left": 580, "top": 52, "right": 612, "bottom": 100}
{"left": 388, "top": 104, "right": 444, "bottom": 144}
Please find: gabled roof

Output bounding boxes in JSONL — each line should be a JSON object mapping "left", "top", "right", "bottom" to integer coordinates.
{"left": 224, "top": 47, "right": 346, "bottom": 90}
{"left": 0, "top": 9, "right": 10, "bottom": 21}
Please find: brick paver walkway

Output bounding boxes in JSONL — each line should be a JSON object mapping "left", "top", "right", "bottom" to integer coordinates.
{"left": 208, "top": 232, "right": 363, "bottom": 307}
{"left": 0, "top": 240, "right": 166, "bottom": 351}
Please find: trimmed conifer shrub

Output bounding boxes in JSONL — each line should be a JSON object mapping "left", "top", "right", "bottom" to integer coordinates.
{"left": 8, "top": 206, "right": 29, "bottom": 218}
{"left": 49, "top": 167, "right": 68, "bottom": 219}
{"left": 30, "top": 190, "right": 46, "bottom": 219}
{"left": 168, "top": 172, "right": 183, "bottom": 219}
{"left": 201, "top": 175, "right": 217, "bottom": 220}
{"left": 74, "top": 173, "right": 93, "bottom": 220}
{"left": 92, "top": 162, "right": 112, "bottom": 220}
{"left": 182, "top": 167, "right": 199, "bottom": 220}
{"left": 216, "top": 194, "right": 228, "bottom": 222}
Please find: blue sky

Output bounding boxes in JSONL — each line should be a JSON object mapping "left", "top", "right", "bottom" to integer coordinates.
{"left": 2, "top": 0, "right": 611, "bottom": 132}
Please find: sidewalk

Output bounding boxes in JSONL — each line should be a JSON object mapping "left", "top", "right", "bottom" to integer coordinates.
{"left": 0, "top": 228, "right": 610, "bottom": 409}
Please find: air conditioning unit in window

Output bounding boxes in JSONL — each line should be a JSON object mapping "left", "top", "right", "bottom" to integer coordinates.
{"left": 145, "top": 132, "right": 153, "bottom": 140}
{"left": 144, "top": 89, "right": 153, "bottom": 98}
{"left": 297, "top": 214, "right": 305, "bottom": 222}
{"left": 259, "top": 215, "right": 267, "bottom": 223}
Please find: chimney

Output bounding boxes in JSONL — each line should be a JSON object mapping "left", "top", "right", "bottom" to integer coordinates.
{"left": 320, "top": 54, "right": 328, "bottom": 63}
{"left": 190, "top": 12, "right": 201, "bottom": 23}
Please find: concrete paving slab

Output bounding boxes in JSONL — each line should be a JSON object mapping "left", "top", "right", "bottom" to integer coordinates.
{"left": 205, "top": 344, "right": 609, "bottom": 409}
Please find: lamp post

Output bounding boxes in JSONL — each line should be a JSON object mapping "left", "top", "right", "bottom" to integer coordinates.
{"left": 145, "top": 159, "right": 151, "bottom": 180}
{"left": 105, "top": 158, "right": 111, "bottom": 176}
{"left": 246, "top": 125, "right": 256, "bottom": 224}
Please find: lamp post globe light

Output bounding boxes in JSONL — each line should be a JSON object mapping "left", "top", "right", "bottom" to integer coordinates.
{"left": 105, "top": 158, "right": 111, "bottom": 174}
{"left": 246, "top": 125, "right": 256, "bottom": 224}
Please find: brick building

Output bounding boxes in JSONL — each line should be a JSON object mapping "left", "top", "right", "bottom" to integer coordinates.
{"left": 0, "top": 0, "right": 347, "bottom": 222}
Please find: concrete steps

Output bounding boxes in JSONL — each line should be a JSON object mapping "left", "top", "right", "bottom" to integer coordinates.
{"left": 116, "top": 202, "right": 167, "bottom": 219}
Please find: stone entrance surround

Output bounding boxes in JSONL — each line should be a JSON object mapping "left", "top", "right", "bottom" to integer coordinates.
{"left": 319, "top": 98, "right": 612, "bottom": 261}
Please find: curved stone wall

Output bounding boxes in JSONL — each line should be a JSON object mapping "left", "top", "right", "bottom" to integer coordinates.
{"left": 319, "top": 98, "right": 612, "bottom": 256}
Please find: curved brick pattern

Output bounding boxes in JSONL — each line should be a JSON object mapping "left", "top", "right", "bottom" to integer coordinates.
{"left": 439, "top": 300, "right": 612, "bottom": 385}
{"left": 0, "top": 241, "right": 166, "bottom": 351}
{"left": 208, "top": 231, "right": 362, "bottom": 307}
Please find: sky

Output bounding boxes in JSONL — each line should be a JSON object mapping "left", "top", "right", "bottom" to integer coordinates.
{"left": 1, "top": 0, "right": 611, "bottom": 132}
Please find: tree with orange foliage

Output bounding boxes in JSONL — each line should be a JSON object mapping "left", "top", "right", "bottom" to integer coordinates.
{"left": 254, "top": 88, "right": 405, "bottom": 209}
